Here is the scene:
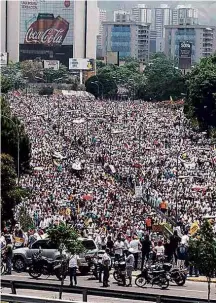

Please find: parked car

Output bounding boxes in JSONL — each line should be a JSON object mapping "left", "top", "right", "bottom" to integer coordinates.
{"left": 13, "top": 237, "right": 98, "bottom": 274}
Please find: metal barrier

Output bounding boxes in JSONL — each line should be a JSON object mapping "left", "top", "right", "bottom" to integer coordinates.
{"left": 1, "top": 294, "right": 82, "bottom": 303}
{"left": 2, "top": 279, "right": 216, "bottom": 303}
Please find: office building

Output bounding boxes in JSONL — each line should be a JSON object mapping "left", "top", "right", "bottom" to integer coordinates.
{"left": 1, "top": 0, "right": 98, "bottom": 65}
{"left": 114, "top": 10, "right": 131, "bottom": 23}
{"left": 172, "top": 5, "right": 198, "bottom": 26}
{"left": 97, "top": 9, "right": 107, "bottom": 58}
{"left": 131, "top": 4, "right": 151, "bottom": 24}
{"left": 102, "top": 21, "right": 150, "bottom": 62}
{"left": 164, "top": 25, "right": 216, "bottom": 64}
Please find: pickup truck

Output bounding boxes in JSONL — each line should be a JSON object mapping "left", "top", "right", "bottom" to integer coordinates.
{"left": 13, "top": 237, "right": 98, "bottom": 274}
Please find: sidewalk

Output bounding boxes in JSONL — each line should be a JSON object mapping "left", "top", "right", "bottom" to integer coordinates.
{"left": 130, "top": 271, "right": 216, "bottom": 283}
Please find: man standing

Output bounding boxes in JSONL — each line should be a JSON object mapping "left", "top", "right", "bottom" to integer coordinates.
{"left": 102, "top": 248, "right": 111, "bottom": 287}
{"left": 125, "top": 248, "right": 134, "bottom": 286}
{"left": 5, "top": 237, "right": 13, "bottom": 275}
{"left": 69, "top": 253, "right": 80, "bottom": 286}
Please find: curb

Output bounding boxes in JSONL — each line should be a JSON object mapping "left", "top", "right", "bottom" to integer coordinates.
{"left": 129, "top": 271, "right": 216, "bottom": 283}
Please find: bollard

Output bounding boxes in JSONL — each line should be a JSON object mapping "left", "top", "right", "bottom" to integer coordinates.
{"left": 10, "top": 281, "right": 16, "bottom": 294}
{"left": 83, "top": 289, "right": 88, "bottom": 302}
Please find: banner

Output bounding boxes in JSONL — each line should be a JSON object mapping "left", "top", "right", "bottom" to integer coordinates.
{"left": 19, "top": 1, "right": 73, "bottom": 67}
{"left": 178, "top": 41, "right": 192, "bottom": 70}
{"left": 0, "top": 52, "right": 8, "bottom": 66}
{"left": 135, "top": 186, "right": 142, "bottom": 198}
{"left": 43, "top": 60, "right": 59, "bottom": 70}
{"left": 69, "top": 58, "right": 94, "bottom": 70}
{"left": 189, "top": 222, "right": 199, "bottom": 236}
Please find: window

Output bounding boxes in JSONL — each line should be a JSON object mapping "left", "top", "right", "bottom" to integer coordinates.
{"left": 31, "top": 240, "right": 58, "bottom": 249}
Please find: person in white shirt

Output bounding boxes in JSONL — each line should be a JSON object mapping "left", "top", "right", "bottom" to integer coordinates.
{"left": 125, "top": 248, "right": 135, "bottom": 286}
{"left": 114, "top": 238, "right": 124, "bottom": 259}
{"left": 155, "top": 241, "right": 165, "bottom": 258}
{"left": 181, "top": 232, "right": 189, "bottom": 247}
{"left": 129, "top": 235, "right": 141, "bottom": 270}
{"left": 102, "top": 249, "right": 111, "bottom": 287}
{"left": 69, "top": 254, "right": 80, "bottom": 286}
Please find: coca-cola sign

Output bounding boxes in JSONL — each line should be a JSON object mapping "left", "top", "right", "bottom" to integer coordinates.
{"left": 24, "top": 14, "right": 69, "bottom": 46}
{"left": 25, "top": 27, "right": 65, "bottom": 45}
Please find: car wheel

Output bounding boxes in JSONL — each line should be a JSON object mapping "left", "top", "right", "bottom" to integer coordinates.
{"left": 13, "top": 257, "right": 26, "bottom": 272}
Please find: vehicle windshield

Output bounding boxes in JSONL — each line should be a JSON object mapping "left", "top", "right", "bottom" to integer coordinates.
{"left": 82, "top": 240, "right": 96, "bottom": 250}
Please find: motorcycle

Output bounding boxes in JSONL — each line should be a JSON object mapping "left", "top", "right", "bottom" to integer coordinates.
{"left": 113, "top": 259, "right": 129, "bottom": 286}
{"left": 164, "top": 264, "right": 187, "bottom": 286}
{"left": 85, "top": 256, "right": 100, "bottom": 279}
{"left": 28, "top": 251, "right": 68, "bottom": 280}
{"left": 135, "top": 264, "right": 169, "bottom": 289}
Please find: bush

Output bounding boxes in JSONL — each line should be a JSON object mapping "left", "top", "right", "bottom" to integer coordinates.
{"left": 38, "top": 86, "right": 54, "bottom": 96}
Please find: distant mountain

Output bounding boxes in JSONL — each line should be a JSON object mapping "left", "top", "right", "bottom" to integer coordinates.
{"left": 98, "top": 1, "right": 216, "bottom": 25}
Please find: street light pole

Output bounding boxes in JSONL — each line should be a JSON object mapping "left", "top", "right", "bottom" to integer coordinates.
{"left": 2, "top": 115, "right": 20, "bottom": 185}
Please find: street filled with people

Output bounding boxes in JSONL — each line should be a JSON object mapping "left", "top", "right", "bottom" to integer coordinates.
{"left": 1, "top": 92, "right": 216, "bottom": 287}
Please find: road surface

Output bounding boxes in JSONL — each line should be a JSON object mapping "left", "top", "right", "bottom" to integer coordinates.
{"left": 2, "top": 272, "right": 216, "bottom": 302}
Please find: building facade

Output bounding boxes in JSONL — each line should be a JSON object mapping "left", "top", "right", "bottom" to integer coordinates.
{"left": 97, "top": 9, "right": 107, "bottom": 58}
{"left": 0, "top": 0, "right": 98, "bottom": 65}
{"left": 102, "top": 21, "right": 150, "bottom": 62}
{"left": 172, "top": 6, "right": 198, "bottom": 26}
{"left": 164, "top": 25, "right": 216, "bottom": 64}
{"left": 113, "top": 10, "right": 131, "bottom": 23}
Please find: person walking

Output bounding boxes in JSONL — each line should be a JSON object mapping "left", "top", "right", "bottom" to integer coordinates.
{"left": 129, "top": 235, "right": 141, "bottom": 271}
{"left": 69, "top": 253, "right": 80, "bottom": 286}
{"left": 102, "top": 248, "right": 111, "bottom": 287}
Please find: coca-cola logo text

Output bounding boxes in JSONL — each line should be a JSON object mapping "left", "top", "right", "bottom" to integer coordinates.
{"left": 25, "top": 27, "right": 64, "bottom": 44}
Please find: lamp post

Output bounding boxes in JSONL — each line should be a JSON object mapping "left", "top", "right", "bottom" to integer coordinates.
{"left": 2, "top": 115, "right": 20, "bottom": 185}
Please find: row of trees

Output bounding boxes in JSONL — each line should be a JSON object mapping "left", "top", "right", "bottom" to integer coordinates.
{"left": 86, "top": 54, "right": 186, "bottom": 101}
{"left": 184, "top": 54, "right": 216, "bottom": 135}
{"left": 1, "top": 97, "right": 31, "bottom": 225}
{"left": 1, "top": 60, "right": 83, "bottom": 94}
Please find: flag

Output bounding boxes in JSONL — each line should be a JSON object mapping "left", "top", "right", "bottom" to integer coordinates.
{"left": 170, "top": 96, "right": 174, "bottom": 104}
{"left": 77, "top": 202, "right": 80, "bottom": 214}
{"left": 189, "top": 221, "right": 199, "bottom": 236}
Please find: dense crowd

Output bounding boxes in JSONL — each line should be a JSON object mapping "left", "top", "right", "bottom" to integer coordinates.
{"left": 2, "top": 93, "right": 216, "bottom": 277}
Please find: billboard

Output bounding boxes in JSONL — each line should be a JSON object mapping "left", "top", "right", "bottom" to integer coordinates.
{"left": 19, "top": 0, "right": 73, "bottom": 67}
{"left": 69, "top": 58, "right": 94, "bottom": 70}
{"left": 179, "top": 41, "right": 192, "bottom": 70}
{"left": 43, "top": 60, "right": 59, "bottom": 70}
{"left": 0, "top": 52, "right": 8, "bottom": 66}
{"left": 106, "top": 51, "right": 119, "bottom": 65}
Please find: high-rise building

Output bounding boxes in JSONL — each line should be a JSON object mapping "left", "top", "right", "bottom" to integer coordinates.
{"left": 102, "top": 21, "right": 150, "bottom": 62}
{"left": 151, "top": 5, "right": 172, "bottom": 38}
{"left": 113, "top": 10, "right": 131, "bottom": 23}
{"left": 172, "top": 5, "right": 198, "bottom": 25}
{"left": 164, "top": 25, "right": 216, "bottom": 64}
{"left": 0, "top": 0, "right": 98, "bottom": 65}
{"left": 97, "top": 9, "right": 107, "bottom": 58}
{"left": 131, "top": 4, "right": 151, "bottom": 24}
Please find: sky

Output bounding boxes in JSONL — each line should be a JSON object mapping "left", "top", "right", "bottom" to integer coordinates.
{"left": 98, "top": 1, "right": 216, "bottom": 25}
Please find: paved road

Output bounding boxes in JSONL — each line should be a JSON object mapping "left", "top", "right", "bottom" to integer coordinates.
{"left": 2, "top": 272, "right": 216, "bottom": 301}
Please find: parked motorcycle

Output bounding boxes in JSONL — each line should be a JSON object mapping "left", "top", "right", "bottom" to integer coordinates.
{"left": 28, "top": 251, "right": 68, "bottom": 280}
{"left": 166, "top": 265, "right": 187, "bottom": 286}
{"left": 135, "top": 264, "right": 169, "bottom": 289}
{"left": 113, "top": 259, "right": 129, "bottom": 286}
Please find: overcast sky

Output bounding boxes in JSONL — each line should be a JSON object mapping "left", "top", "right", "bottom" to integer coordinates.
{"left": 98, "top": 1, "right": 216, "bottom": 25}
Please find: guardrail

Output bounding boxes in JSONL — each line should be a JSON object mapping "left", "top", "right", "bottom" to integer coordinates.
{"left": 1, "top": 294, "right": 82, "bottom": 303}
{"left": 2, "top": 279, "right": 216, "bottom": 303}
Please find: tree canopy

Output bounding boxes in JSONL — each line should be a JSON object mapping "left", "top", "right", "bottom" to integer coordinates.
{"left": 1, "top": 97, "right": 31, "bottom": 172}
{"left": 184, "top": 54, "right": 216, "bottom": 134}
{"left": 188, "top": 220, "right": 216, "bottom": 302}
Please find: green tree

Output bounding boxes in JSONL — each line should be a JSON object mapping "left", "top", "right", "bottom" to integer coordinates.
{"left": 1, "top": 154, "right": 28, "bottom": 224}
{"left": 1, "top": 97, "right": 31, "bottom": 172}
{"left": 184, "top": 54, "right": 216, "bottom": 134}
{"left": 47, "top": 224, "right": 84, "bottom": 298}
{"left": 86, "top": 74, "right": 117, "bottom": 98}
{"left": 144, "top": 53, "right": 186, "bottom": 101}
{"left": 188, "top": 220, "right": 216, "bottom": 302}
{"left": 1, "top": 76, "right": 13, "bottom": 93}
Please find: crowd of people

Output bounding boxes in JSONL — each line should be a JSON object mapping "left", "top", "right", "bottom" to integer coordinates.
{"left": 2, "top": 92, "right": 216, "bottom": 279}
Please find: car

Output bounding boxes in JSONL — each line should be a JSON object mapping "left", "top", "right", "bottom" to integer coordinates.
{"left": 13, "top": 237, "right": 98, "bottom": 274}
